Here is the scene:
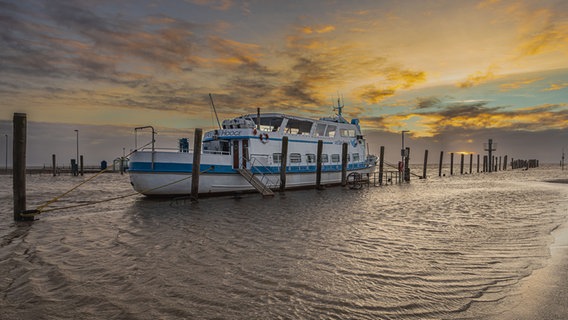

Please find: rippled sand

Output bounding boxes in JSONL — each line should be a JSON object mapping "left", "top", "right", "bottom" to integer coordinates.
{"left": 1, "top": 166, "right": 567, "bottom": 319}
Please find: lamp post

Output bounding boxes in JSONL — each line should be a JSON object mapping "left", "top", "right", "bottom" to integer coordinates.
{"left": 401, "top": 130, "right": 409, "bottom": 182}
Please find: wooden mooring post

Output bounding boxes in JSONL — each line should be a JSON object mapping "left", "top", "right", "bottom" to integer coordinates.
{"left": 422, "top": 149, "right": 428, "bottom": 179}
{"left": 80, "top": 155, "right": 84, "bottom": 176}
{"left": 460, "top": 153, "right": 464, "bottom": 175}
{"left": 190, "top": 128, "right": 203, "bottom": 201}
{"left": 450, "top": 153, "right": 454, "bottom": 175}
{"left": 52, "top": 154, "right": 56, "bottom": 176}
{"left": 280, "top": 136, "right": 288, "bottom": 191}
{"left": 404, "top": 147, "right": 410, "bottom": 182}
{"left": 438, "top": 151, "right": 444, "bottom": 177}
{"left": 477, "top": 154, "right": 480, "bottom": 173}
{"left": 316, "top": 140, "right": 323, "bottom": 189}
{"left": 378, "top": 146, "right": 384, "bottom": 185}
{"left": 341, "top": 142, "right": 348, "bottom": 186}
{"left": 13, "top": 113, "right": 33, "bottom": 221}
{"left": 469, "top": 154, "right": 473, "bottom": 174}
{"left": 503, "top": 155, "right": 508, "bottom": 170}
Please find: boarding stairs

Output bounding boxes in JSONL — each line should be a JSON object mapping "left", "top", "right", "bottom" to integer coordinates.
{"left": 237, "top": 168, "right": 275, "bottom": 197}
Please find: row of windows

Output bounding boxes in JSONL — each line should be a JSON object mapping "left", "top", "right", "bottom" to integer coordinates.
{"left": 273, "top": 153, "right": 360, "bottom": 164}
{"left": 254, "top": 117, "right": 358, "bottom": 138}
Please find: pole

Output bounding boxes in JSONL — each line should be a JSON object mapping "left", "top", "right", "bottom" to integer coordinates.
{"left": 13, "top": 113, "right": 30, "bottom": 221}
{"left": 503, "top": 155, "right": 507, "bottom": 171}
{"left": 438, "top": 151, "right": 444, "bottom": 177}
{"left": 74, "top": 129, "right": 79, "bottom": 176}
{"left": 404, "top": 147, "right": 410, "bottom": 182}
{"left": 256, "top": 108, "right": 261, "bottom": 131}
{"left": 341, "top": 142, "right": 348, "bottom": 186}
{"left": 450, "top": 153, "right": 454, "bottom": 175}
{"left": 80, "top": 155, "right": 84, "bottom": 176}
{"left": 422, "top": 149, "right": 428, "bottom": 179}
{"left": 379, "top": 146, "right": 384, "bottom": 185}
{"left": 190, "top": 128, "right": 203, "bottom": 201}
{"left": 52, "top": 154, "right": 56, "bottom": 176}
{"left": 469, "top": 154, "right": 473, "bottom": 174}
{"left": 316, "top": 140, "right": 323, "bottom": 189}
{"left": 401, "top": 130, "right": 409, "bottom": 182}
{"left": 460, "top": 153, "right": 464, "bottom": 175}
{"left": 477, "top": 154, "right": 480, "bottom": 173}
{"left": 280, "top": 136, "right": 288, "bottom": 191}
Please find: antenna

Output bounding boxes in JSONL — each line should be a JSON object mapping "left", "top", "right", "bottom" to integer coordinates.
{"left": 209, "top": 93, "right": 221, "bottom": 129}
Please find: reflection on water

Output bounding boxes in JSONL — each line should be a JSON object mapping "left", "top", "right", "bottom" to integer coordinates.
{"left": 1, "top": 167, "right": 567, "bottom": 319}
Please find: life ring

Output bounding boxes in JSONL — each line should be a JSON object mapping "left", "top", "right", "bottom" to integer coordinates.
{"left": 259, "top": 133, "right": 269, "bottom": 143}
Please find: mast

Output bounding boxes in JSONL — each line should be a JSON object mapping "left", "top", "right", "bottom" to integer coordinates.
{"left": 209, "top": 93, "right": 221, "bottom": 129}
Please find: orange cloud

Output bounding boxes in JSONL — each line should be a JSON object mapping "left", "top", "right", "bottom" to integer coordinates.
{"left": 499, "top": 77, "right": 543, "bottom": 91}
{"left": 542, "top": 82, "right": 568, "bottom": 91}
{"left": 457, "top": 65, "right": 500, "bottom": 88}
{"left": 301, "top": 25, "right": 336, "bottom": 34}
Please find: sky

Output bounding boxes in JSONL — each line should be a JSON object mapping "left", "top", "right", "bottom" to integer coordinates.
{"left": 0, "top": 0, "right": 567, "bottom": 166}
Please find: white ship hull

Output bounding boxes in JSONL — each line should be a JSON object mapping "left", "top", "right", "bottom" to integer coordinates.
{"left": 129, "top": 111, "right": 374, "bottom": 196}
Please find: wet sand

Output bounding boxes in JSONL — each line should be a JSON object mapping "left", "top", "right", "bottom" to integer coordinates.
{"left": 490, "top": 218, "right": 568, "bottom": 319}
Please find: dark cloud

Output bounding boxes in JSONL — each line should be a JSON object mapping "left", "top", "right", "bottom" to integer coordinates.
{"left": 416, "top": 96, "right": 441, "bottom": 109}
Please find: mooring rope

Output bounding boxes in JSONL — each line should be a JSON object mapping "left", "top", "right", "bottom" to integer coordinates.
{"left": 20, "top": 142, "right": 213, "bottom": 217}
{"left": 20, "top": 165, "right": 215, "bottom": 218}
{"left": 33, "top": 141, "right": 153, "bottom": 213}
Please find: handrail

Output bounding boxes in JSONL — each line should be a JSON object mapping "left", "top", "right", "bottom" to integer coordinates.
{"left": 245, "top": 155, "right": 280, "bottom": 190}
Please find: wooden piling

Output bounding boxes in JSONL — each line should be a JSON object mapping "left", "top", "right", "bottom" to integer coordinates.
{"left": 422, "top": 149, "right": 428, "bottom": 179}
{"left": 438, "top": 151, "right": 444, "bottom": 177}
{"left": 80, "top": 155, "right": 84, "bottom": 176}
{"left": 378, "top": 146, "right": 384, "bottom": 185}
{"left": 341, "top": 142, "right": 348, "bottom": 186}
{"left": 469, "top": 154, "right": 473, "bottom": 174}
{"left": 450, "top": 153, "right": 454, "bottom": 175}
{"left": 477, "top": 154, "right": 480, "bottom": 173}
{"left": 503, "top": 155, "right": 507, "bottom": 170}
{"left": 460, "top": 153, "right": 464, "bottom": 174}
{"left": 52, "top": 154, "right": 56, "bottom": 176}
{"left": 404, "top": 147, "right": 410, "bottom": 182}
{"left": 316, "top": 140, "right": 323, "bottom": 189}
{"left": 483, "top": 155, "right": 487, "bottom": 172}
{"left": 13, "top": 113, "right": 29, "bottom": 221}
{"left": 190, "top": 128, "right": 203, "bottom": 201}
{"left": 280, "top": 136, "right": 288, "bottom": 191}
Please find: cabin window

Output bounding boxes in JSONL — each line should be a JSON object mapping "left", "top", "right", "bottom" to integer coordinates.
{"left": 256, "top": 117, "right": 284, "bottom": 132}
{"left": 353, "top": 153, "right": 360, "bottom": 162}
{"left": 290, "top": 153, "right": 302, "bottom": 163}
{"left": 331, "top": 154, "right": 340, "bottom": 163}
{"left": 273, "top": 153, "right": 282, "bottom": 164}
{"left": 203, "top": 140, "right": 230, "bottom": 154}
{"left": 306, "top": 154, "right": 316, "bottom": 164}
{"left": 285, "top": 119, "right": 313, "bottom": 135}
{"left": 321, "top": 154, "right": 329, "bottom": 163}
{"left": 325, "top": 125, "right": 336, "bottom": 138}
{"left": 315, "top": 124, "right": 327, "bottom": 137}
{"left": 340, "top": 129, "right": 356, "bottom": 137}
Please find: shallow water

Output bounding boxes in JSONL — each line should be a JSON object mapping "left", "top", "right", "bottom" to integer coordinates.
{"left": 1, "top": 167, "right": 567, "bottom": 319}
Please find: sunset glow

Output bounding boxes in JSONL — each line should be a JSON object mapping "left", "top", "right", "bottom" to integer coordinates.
{"left": 0, "top": 0, "right": 566, "bottom": 164}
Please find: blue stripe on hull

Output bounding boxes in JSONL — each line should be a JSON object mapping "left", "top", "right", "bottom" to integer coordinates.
{"left": 129, "top": 162, "right": 369, "bottom": 174}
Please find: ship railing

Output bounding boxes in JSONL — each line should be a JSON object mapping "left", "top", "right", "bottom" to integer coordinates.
{"left": 247, "top": 155, "right": 280, "bottom": 189}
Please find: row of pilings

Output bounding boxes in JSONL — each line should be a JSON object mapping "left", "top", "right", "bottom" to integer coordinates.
{"left": 377, "top": 147, "right": 540, "bottom": 184}
{"left": 9, "top": 112, "right": 541, "bottom": 220}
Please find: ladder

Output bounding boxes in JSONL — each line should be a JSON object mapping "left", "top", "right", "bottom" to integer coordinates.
{"left": 237, "top": 168, "right": 275, "bottom": 196}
